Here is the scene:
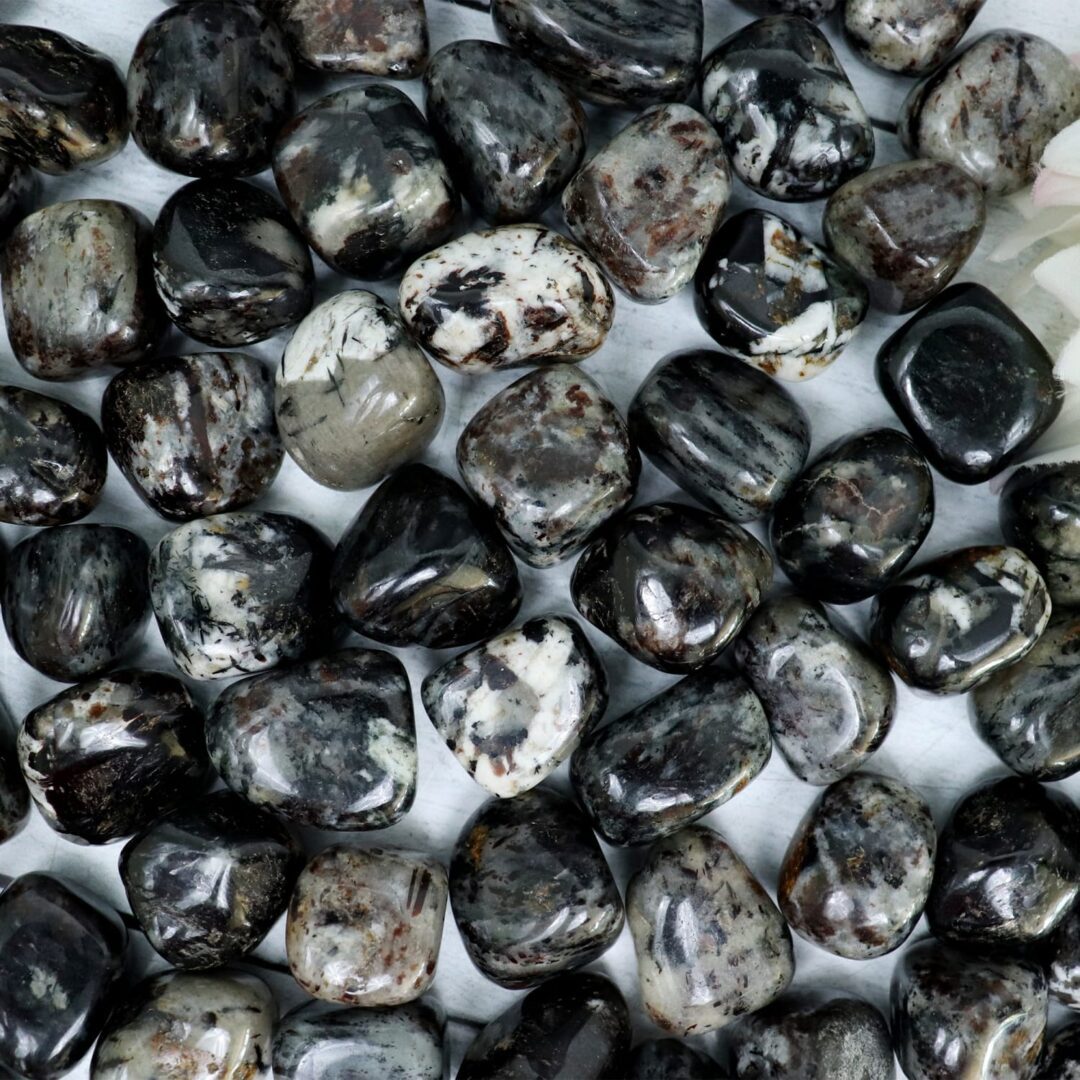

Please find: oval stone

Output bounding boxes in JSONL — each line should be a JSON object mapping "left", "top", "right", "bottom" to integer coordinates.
{"left": 694, "top": 210, "right": 868, "bottom": 381}
{"left": 17, "top": 670, "right": 209, "bottom": 844}
{"left": 629, "top": 350, "right": 810, "bottom": 523}
{"left": 425, "top": 39, "right": 587, "bottom": 225}
{"left": 457, "top": 366, "right": 638, "bottom": 567}
{"left": 733, "top": 594, "right": 895, "bottom": 785}
{"left": 103, "top": 353, "right": 283, "bottom": 521}
{"left": 870, "top": 546, "right": 1051, "bottom": 695}
{"left": 3, "top": 524, "right": 150, "bottom": 682}
{"left": 450, "top": 787, "right": 624, "bottom": 987}
{"left": 273, "top": 85, "right": 458, "bottom": 279}
{"left": 491, "top": 0, "right": 703, "bottom": 108}
{"left": 571, "top": 501, "right": 773, "bottom": 673}
{"left": 0, "top": 386, "right": 106, "bottom": 525}
{"left": 629, "top": 1040, "right": 719, "bottom": 1079}
{"left": 779, "top": 772, "right": 936, "bottom": 959}
{"left": 701, "top": 16, "right": 873, "bottom": 202}
{"left": 0, "top": 152, "right": 36, "bottom": 237}
{"left": 275, "top": 291, "right": 444, "bottom": 491}
{"left": 208, "top": 649, "right": 417, "bottom": 831}
{"left": 152, "top": 178, "right": 314, "bottom": 346}
{"left": 771, "top": 427, "right": 934, "bottom": 605}
{"left": 627, "top": 825, "right": 794, "bottom": 1035}
{"left": 119, "top": 792, "right": 302, "bottom": 969}
{"left": 0, "top": 25, "right": 127, "bottom": 173}
{"left": 399, "top": 224, "right": 614, "bottom": 373}
{"left": 563, "top": 103, "right": 730, "bottom": 303}
{"left": 422, "top": 615, "right": 607, "bottom": 798}
{"left": 844, "top": 0, "right": 987, "bottom": 74}
{"left": 128, "top": 0, "right": 295, "bottom": 177}
{"left": 571, "top": 668, "right": 771, "bottom": 846}
{"left": 824, "top": 159, "right": 986, "bottom": 314}
{"left": 900, "top": 30, "right": 1080, "bottom": 195}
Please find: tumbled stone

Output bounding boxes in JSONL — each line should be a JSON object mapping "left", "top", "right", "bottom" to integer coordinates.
{"left": 1002, "top": 462, "right": 1080, "bottom": 608}
{"left": 120, "top": 791, "right": 302, "bottom": 969}
{"left": 779, "top": 772, "right": 935, "bottom": 959}
{"left": 450, "top": 787, "right": 623, "bottom": 987}
{"left": 702, "top": 17, "right": 873, "bottom": 202}
{"left": 1, "top": 200, "right": 165, "bottom": 380}
{"left": 331, "top": 463, "right": 521, "bottom": 648}
{"left": 824, "top": 160, "right": 986, "bottom": 314}
{"left": 572, "top": 502, "right": 772, "bottom": 673}
{"left": 128, "top": 1, "right": 295, "bottom": 177}
{"left": 276, "top": 291, "right": 443, "bottom": 492}
{"left": 629, "top": 1040, "right": 719, "bottom": 1079}
{"left": 1048, "top": 903, "right": 1080, "bottom": 1009}
{"left": 91, "top": 970, "right": 274, "bottom": 1080}
{"left": 628, "top": 825, "right": 794, "bottom": 1035}
{"left": 563, "top": 104, "right": 729, "bottom": 303}
{"left": 845, "top": 0, "right": 986, "bottom": 74}
{"left": 0, "top": 873, "right": 126, "bottom": 1080}
{"left": 399, "top": 224, "right": 614, "bottom": 372}
{"left": 457, "top": 367, "right": 638, "bottom": 566}
{"left": 208, "top": 649, "right": 417, "bottom": 830}
{"left": 629, "top": 349, "right": 810, "bottom": 524}
{"left": 273, "top": 85, "right": 457, "bottom": 279}
{"left": 0, "top": 26, "right": 127, "bottom": 173}
{"left": 151, "top": 512, "right": 330, "bottom": 680}
{"left": 3, "top": 525, "right": 149, "bottom": 682}
{"left": 694, "top": 210, "right": 868, "bottom": 381}
{"left": 0, "top": 152, "right": 35, "bottom": 236}
{"left": 286, "top": 845, "right": 447, "bottom": 1006}
{"left": 572, "top": 668, "right": 770, "bottom": 846}
{"left": 491, "top": 0, "right": 702, "bottom": 108}
{"left": 892, "top": 938, "right": 1047, "bottom": 1080}
{"left": 726, "top": 992, "right": 893, "bottom": 1079}
{"left": 457, "top": 973, "right": 631, "bottom": 1080}
{"left": 17, "top": 670, "right": 208, "bottom": 844}
{"left": 1038, "top": 1025, "right": 1080, "bottom": 1080}
{"left": 901, "top": 30, "right": 1080, "bottom": 195}
{"left": 0, "top": 718, "right": 28, "bottom": 845}
{"left": 153, "top": 178, "right": 313, "bottom": 346}
{"left": 972, "top": 613, "right": 1080, "bottom": 781}
{"left": 771, "top": 428, "right": 934, "bottom": 605}
{"left": 734, "top": 594, "right": 895, "bottom": 784}
{"left": 871, "top": 546, "right": 1051, "bottom": 695}
{"left": 878, "top": 284, "right": 1062, "bottom": 484}
{"left": 103, "top": 352, "right": 283, "bottom": 521}
{"left": 425, "top": 39, "right": 587, "bottom": 225}
{"left": 927, "top": 777, "right": 1080, "bottom": 946}
{"left": 733, "top": 0, "right": 837, "bottom": 16}
{"left": 0, "top": 386, "right": 106, "bottom": 525}
{"left": 273, "top": 999, "right": 447, "bottom": 1080}
{"left": 271, "top": 0, "right": 428, "bottom": 75}
{"left": 423, "top": 615, "right": 606, "bottom": 797}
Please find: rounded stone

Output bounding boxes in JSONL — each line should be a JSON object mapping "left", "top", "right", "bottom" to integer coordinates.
{"left": 0, "top": 152, "right": 36, "bottom": 237}
{"left": 628, "top": 1040, "right": 719, "bottom": 1079}
{"left": 2, "top": 525, "right": 150, "bottom": 682}
{"left": 275, "top": 291, "right": 444, "bottom": 492}
{"left": 17, "top": 670, "right": 209, "bottom": 845}
{"left": 152, "top": 178, "right": 314, "bottom": 346}
{"left": 732, "top": 0, "right": 838, "bottom": 17}
{"left": 0, "top": 386, "right": 106, "bottom": 526}
{"left": 844, "top": 0, "right": 987, "bottom": 74}
{"left": 103, "top": 352, "right": 283, "bottom": 521}
{"left": 127, "top": 0, "right": 295, "bottom": 177}
{"left": 771, "top": 427, "right": 934, "bottom": 605}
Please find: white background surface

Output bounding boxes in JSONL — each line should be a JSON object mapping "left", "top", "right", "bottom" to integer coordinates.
{"left": 2, "top": 0, "right": 1079, "bottom": 1076}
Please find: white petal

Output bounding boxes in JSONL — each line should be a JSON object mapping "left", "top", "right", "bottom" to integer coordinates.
{"left": 990, "top": 207, "right": 1080, "bottom": 261}
{"left": 1031, "top": 246, "right": 1080, "bottom": 318}
{"left": 1041, "top": 118, "right": 1080, "bottom": 177}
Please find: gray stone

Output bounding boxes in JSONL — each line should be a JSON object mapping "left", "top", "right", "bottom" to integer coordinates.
{"left": 844, "top": 0, "right": 987, "bottom": 74}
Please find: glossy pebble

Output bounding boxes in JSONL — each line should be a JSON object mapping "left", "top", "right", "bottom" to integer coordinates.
{"left": 628, "top": 1039, "right": 720, "bottom": 1079}
{"left": 844, "top": 0, "right": 987, "bottom": 73}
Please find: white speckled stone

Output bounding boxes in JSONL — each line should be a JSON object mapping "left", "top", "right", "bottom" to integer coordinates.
{"left": 844, "top": 0, "right": 987, "bottom": 74}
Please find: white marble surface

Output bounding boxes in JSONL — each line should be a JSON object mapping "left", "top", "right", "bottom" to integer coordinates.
{"left": 0, "top": 1, "right": 1078, "bottom": 1076}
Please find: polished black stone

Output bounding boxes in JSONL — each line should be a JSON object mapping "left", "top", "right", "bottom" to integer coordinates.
{"left": 877, "top": 283, "right": 1063, "bottom": 484}
{"left": 0, "top": 152, "right": 35, "bottom": 237}
{"left": 0, "top": 25, "right": 127, "bottom": 173}
{"left": 629, "top": 349, "right": 811, "bottom": 523}
{"left": 771, "top": 427, "right": 934, "bottom": 605}
{"left": 128, "top": 1, "right": 295, "bottom": 177}
{"left": 120, "top": 790, "right": 303, "bottom": 969}
{"left": 2, "top": 524, "right": 149, "bottom": 682}
{"left": 153, "top": 178, "right": 314, "bottom": 347}
{"left": 928, "top": 777, "right": 1080, "bottom": 947}
{"left": 331, "top": 463, "right": 522, "bottom": 649}
{"left": 0, "top": 873, "right": 126, "bottom": 1080}
{"left": 1049, "top": 903, "right": 1080, "bottom": 1009}
{"left": 1038, "top": 1024, "right": 1080, "bottom": 1079}
{"left": 628, "top": 1040, "right": 720, "bottom": 1079}
{"left": 0, "top": 386, "right": 106, "bottom": 525}
{"left": 17, "top": 670, "right": 209, "bottom": 844}
{"left": 457, "top": 972, "right": 632, "bottom": 1080}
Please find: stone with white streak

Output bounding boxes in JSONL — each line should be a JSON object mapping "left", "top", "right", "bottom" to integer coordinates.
{"left": 844, "top": 0, "right": 986, "bottom": 74}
